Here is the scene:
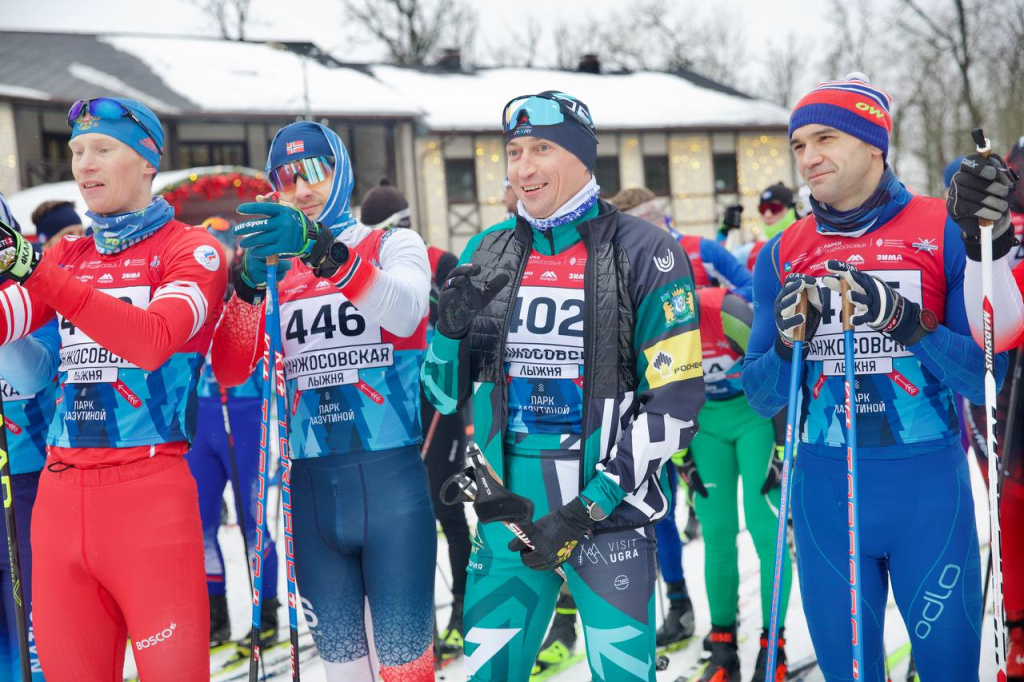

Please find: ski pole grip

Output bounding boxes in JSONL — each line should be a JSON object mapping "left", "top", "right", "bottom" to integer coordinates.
{"left": 793, "top": 295, "right": 808, "bottom": 342}
{"left": 840, "top": 279, "right": 855, "bottom": 332}
{"left": 972, "top": 128, "right": 995, "bottom": 229}
{"left": 267, "top": 255, "right": 279, "bottom": 266}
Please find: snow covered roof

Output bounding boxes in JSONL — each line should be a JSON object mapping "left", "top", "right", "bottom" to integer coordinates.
{"left": 369, "top": 65, "right": 791, "bottom": 133}
{"left": 0, "top": 31, "right": 788, "bottom": 129}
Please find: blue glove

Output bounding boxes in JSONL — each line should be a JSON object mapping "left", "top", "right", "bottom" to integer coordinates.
{"left": 821, "top": 259, "right": 930, "bottom": 346}
{"left": 234, "top": 249, "right": 291, "bottom": 305}
{"left": 235, "top": 202, "right": 321, "bottom": 259}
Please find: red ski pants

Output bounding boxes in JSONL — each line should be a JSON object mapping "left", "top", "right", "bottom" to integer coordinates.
{"left": 31, "top": 456, "right": 209, "bottom": 681}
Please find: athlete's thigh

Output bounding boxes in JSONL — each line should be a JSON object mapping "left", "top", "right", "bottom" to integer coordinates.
{"left": 571, "top": 525, "right": 657, "bottom": 682}
{"left": 691, "top": 428, "right": 740, "bottom": 537}
{"left": 463, "top": 520, "right": 562, "bottom": 682}
{"left": 791, "top": 455, "right": 889, "bottom": 681}
{"left": 101, "top": 460, "right": 209, "bottom": 682}
{"left": 887, "top": 454, "right": 982, "bottom": 682}
{"left": 291, "top": 458, "right": 372, "bottom": 672}
{"left": 185, "top": 401, "right": 228, "bottom": 534}
{"left": 362, "top": 446, "right": 437, "bottom": 679}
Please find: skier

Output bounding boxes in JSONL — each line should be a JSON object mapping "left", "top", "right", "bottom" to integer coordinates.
{"left": 211, "top": 120, "right": 436, "bottom": 681}
{"left": 421, "top": 90, "right": 705, "bottom": 682}
{"left": 744, "top": 75, "right": 1003, "bottom": 681}
{"left": 739, "top": 182, "right": 798, "bottom": 272}
{"left": 29, "top": 200, "right": 85, "bottom": 251}
{"left": 0, "top": 97, "right": 227, "bottom": 680}
{"left": 0, "top": 193, "right": 57, "bottom": 681}
{"left": 185, "top": 216, "right": 279, "bottom": 649}
{"left": 359, "top": 179, "right": 473, "bottom": 662}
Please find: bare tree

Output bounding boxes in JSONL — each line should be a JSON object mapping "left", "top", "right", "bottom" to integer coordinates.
{"left": 489, "top": 17, "right": 543, "bottom": 68}
{"left": 191, "top": 0, "right": 253, "bottom": 41}
{"left": 759, "top": 34, "right": 807, "bottom": 108}
{"left": 341, "top": 0, "right": 478, "bottom": 66}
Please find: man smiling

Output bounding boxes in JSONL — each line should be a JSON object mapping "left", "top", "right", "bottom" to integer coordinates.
{"left": 421, "top": 90, "right": 705, "bottom": 682}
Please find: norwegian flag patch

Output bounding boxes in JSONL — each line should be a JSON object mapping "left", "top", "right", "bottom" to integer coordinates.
{"left": 286, "top": 141, "right": 305, "bottom": 155}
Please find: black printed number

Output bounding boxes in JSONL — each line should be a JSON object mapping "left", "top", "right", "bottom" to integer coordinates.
{"left": 286, "top": 302, "right": 365, "bottom": 345}
{"left": 509, "top": 297, "right": 583, "bottom": 337}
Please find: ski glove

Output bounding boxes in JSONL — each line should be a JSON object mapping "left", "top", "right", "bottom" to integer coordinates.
{"left": 436, "top": 264, "right": 510, "bottom": 339}
{"left": 760, "top": 444, "right": 785, "bottom": 495}
{"left": 671, "top": 449, "right": 708, "bottom": 504}
{"left": 821, "top": 260, "right": 932, "bottom": 347}
{"left": 947, "top": 152, "right": 1019, "bottom": 261}
{"left": 773, "top": 273, "right": 822, "bottom": 361}
{"left": 235, "top": 201, "right": 325, "bottom": 260}
{"left": 234, "top": 249, "right": 292, "bottom": 305}
{"left": 508, "top": 497, "right": 592, "bottom": 572}
{"left": 0, "top": 218, "right": 38, "bottom": 284}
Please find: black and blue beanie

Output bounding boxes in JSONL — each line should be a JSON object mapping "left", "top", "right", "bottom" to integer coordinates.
{"left": 504, "top": 91, "right": 598, "bottom": 171}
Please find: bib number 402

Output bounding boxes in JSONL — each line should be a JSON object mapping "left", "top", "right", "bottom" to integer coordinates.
{"left": 285, "top": 302, "right": 365, "bottom": 345}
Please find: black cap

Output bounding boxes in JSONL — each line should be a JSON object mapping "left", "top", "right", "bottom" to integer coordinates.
{"left": 360, "top": 179, "right": 410, "bottom": 228}
{"left": 759, "top": 182, "right": 795, "bottom": 207}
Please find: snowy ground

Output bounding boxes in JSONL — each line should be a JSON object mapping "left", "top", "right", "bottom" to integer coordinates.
{"left": 123, "top": 449, "right": 1000, "bottom": 681}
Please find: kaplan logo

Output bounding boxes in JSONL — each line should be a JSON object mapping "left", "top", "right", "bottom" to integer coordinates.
{"left": 846, "top": 254, "right": 865, "bottom": 265}
{"left": 855, "top": 101, "right": 886, "bottom": 119}
{"left": 315, "top": 280, "right": 332, "bottom": 290}
{"left": 98, "top": 273, "right": 114, "bottom": 283}
{"left": 540, "top": 271, "right": 558, "bottom": 282}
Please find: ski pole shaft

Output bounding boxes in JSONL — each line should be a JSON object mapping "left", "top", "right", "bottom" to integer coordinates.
{"left": 766, "top": 296, "right": 807, "bottom": 675}
{"left": 973, "top": 126, "right": 1008, "bottom": 676}
{"left": 266, "top": 256, "right": 302, "bottom": 682}
{"left": 249, "top": 254, "right": 279, "bottom": 682}
{"left": 840, "top": 280, "right": 866, "bottom": 678}
{"left": 0, "top": 395, "right": 31, "bottom": 681}
{"left": 221, "top": 386, "right": 255, "bottom": 596}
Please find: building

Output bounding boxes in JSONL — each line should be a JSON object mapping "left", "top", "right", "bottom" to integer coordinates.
{"left": 0, "top": 31, "right": 793, "bottom": 248}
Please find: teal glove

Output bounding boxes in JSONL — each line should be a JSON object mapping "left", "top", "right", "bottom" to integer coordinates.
{"left": 0, "top": 218, "right": 38, "bottom": 284}
{"left": 234, "top": 250, "right": 291, "bottom": 305}
{"left": 235, "top": 202, "right": 322, "bottom": 260}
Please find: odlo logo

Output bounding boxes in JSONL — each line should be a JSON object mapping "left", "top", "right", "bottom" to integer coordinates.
{"left": 914, "top": 564, "right": 961, "bottom": 639}
{"left": 135, "top": 622, "right": 176, "bottom": 650}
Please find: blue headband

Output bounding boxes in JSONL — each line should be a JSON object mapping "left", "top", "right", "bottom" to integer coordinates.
{"left": 266, "top": 121, "right": 356, "bottom": 233}
{"left": 70, "top": 98, "right": 164, "bottom": 168}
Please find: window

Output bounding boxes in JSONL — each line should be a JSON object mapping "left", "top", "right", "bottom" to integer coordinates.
{"left": 594, "top": 156, "right": 620, "bottom": 197}
{"left": 351, "top": 125, "right": 396, "bottom": 206}
{"left": 445, "top": 159, "right": 477, "bottom": 205}
{"left": 33, "top": 132, "right": 74, "bottom": 184}
{"left": 643, "top": 155, "right": 671, "bottom": 196}
{"left": 178, "top": 142, "right": 247, "bottom": 168}
{"left": 713, "top": 152, "right": 738, "bottom": 194}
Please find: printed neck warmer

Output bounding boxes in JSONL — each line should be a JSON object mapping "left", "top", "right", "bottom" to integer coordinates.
{"left": 518, "top": 177, "right": 601, "bottom": 232}
{"left": 87, "top": 197, "right": 175, "bottom": 255}
{"left": 810, "top": 166, "right": 911, "bottom": 238}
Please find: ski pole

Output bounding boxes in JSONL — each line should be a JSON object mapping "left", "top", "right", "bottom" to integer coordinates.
{"left": 841, "top": 279, "right": 866, "bottom": 679}
{"left": 973, "top": 126, "right": 1008, "bottom": 678}
{"left": 221, "top": 385, "right": 255, "bottom": 597}
{"left": 249, "top": 254, "right": 278, "bottom": 682}
{"left": 0, "top": 394, "right": 30, "bottom": 682}
{"left": 266, "top": 254, "right": 302, "bottom": 682}
{"left": 766, "top": 295, "right": 807, "bottom": 675}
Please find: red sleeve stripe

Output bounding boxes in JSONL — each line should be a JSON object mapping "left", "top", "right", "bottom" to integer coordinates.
{"left": 329, "top": 254, "right": 378, "bottom": 302}
{"left": 153, "top": 281, "right": 209, "bottom": 340}
{"left": 0, "top": 285, "right": 32, "bottom": 345}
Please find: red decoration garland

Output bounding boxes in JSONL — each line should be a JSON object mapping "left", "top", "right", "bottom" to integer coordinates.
{"left": 159, "top": 172, "right": 270, "bottom": 214}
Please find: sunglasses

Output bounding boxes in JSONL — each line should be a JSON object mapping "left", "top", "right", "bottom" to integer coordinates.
{"left": 269, "top": 156, "right": 335, "bottom": 193}
{"left": 759, "top": 201, "right": 787, "bottom": 215}
{"left": 67, "top": 98, "right": 164, "bottom": 156}
{"left": 502, "top": 93, "right": 597, "bottom": 141}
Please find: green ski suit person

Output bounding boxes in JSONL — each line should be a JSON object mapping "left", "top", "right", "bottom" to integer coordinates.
{"left": 672, "top": 286, "right": 793, "bottom": 681}
{"left": 421, "top": 91, "right": 706, "bottom": 682}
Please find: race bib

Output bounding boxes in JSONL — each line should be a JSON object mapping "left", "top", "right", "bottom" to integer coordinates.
{"left": 58, "top": 286, "right": 150, "bottom": 383}
{"left": 505, "top": 286, "right": 585, "bottom": 378}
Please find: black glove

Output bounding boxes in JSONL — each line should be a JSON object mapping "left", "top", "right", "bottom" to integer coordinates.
{"left": 773, "top": 273, "right": 822, "bottom": 361}
{"left": 436, "top": 264, "right": 510, "bottom": 339}
{"left": 947, "top": 152, "right": 1019, "bottom": 261}
{"left": 722, "top": 204, "right": 743, "bottom": 231}
{"left": 508, "top": 497, "right": 592, "bottom": 571}
{"left": 760, "top": 444, "right": 785, "bottom": 495}
{"left": 821, "top": 260, "right": 931, "bottom": 346}
{"left": 672, "top": 449, "right": 708, "bottom": 503}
